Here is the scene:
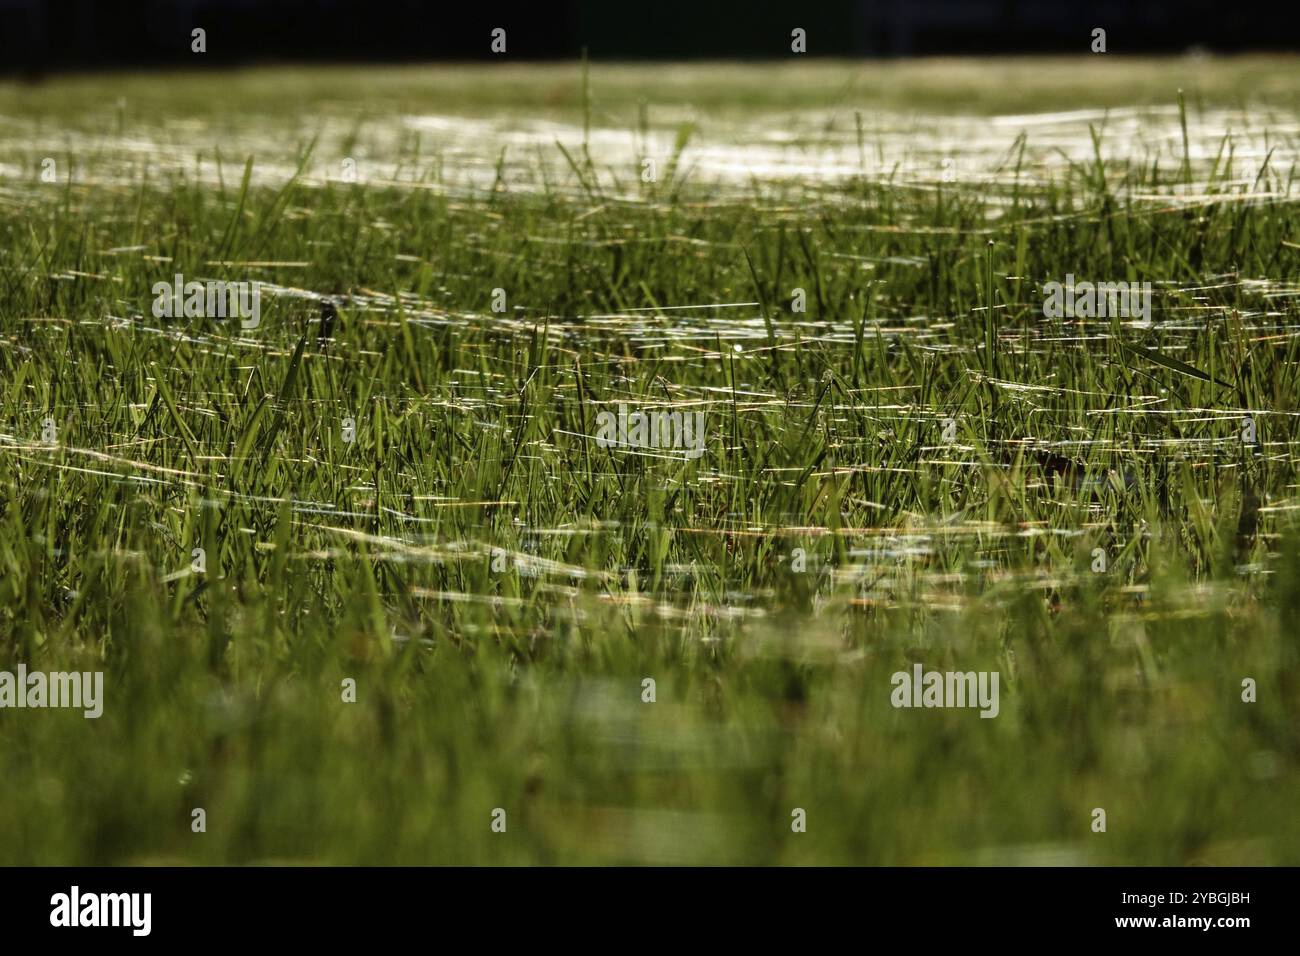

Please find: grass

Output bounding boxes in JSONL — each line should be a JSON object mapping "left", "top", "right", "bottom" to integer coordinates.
{"left": 1, "top": 56, "right": 1299, "bottom": 865}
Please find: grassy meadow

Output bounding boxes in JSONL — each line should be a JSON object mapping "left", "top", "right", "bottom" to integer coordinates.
{"left": 1, "top": 57, "right": 1299, "bottom": 864}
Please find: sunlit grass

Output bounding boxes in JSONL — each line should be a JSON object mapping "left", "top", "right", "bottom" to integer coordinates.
{"left": 1, "top": 57, "right": 1298, "bottom": 864}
